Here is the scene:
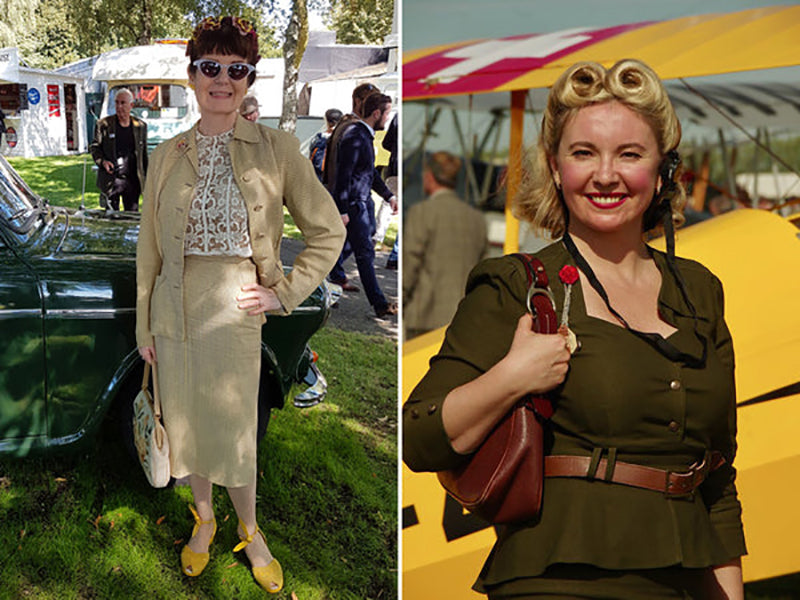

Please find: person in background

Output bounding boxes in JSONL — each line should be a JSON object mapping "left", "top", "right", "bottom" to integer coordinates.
{"left": 321, "top": 82, "right": 380, "bottom": 194}
{"left": 379, "top": 112, "right": 399, "bottom": 268}
{"left": 404, "top": 59, "right": 745, "bottom": 598}
{"left": 403, "top": 151, "right": 487, "bottom": 339}
{"left": 90, "top": 88, "right": 148, "bottom": 211}
{"left": 136, "top": 16, "right": 345, "bottom": 594}
{"left": 309, "top": 108, "right": 343, "bottom": 181}
{"left": 328, "top": 92, "right": 398, "bottom": 317}
{"left": 239, "top": 94, "right": 259, "bottom": 122}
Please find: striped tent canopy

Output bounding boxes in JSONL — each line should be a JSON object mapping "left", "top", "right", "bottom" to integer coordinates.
{"left": 404, "top": 5, "right": 800, "bottom": 101}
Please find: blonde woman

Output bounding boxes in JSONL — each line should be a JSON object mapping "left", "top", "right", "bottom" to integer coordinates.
{"left": 404, "top": 59, "right": 745, "bottom": 599}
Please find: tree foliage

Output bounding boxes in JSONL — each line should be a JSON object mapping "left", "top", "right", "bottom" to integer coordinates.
{"left": 324, "top": 0, "right": 393, "bottom": 45}
{"left": 12, "top": 0, "right": 283, "bottom": 69}
{"left": 0, "top": 0, "right": 37, "bottom": 48}
{"left": 9, "top": 0, "right": 393, "bottom": 70}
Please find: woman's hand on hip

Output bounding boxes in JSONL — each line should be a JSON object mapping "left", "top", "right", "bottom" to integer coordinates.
{"left": 499, "top": 313, "right": 571, "bottom": 396}
{"left": 138, "top": 346, "right": 157, "bottom": 364}
{"left": 237, "top": 284, "right": 282, "bottom": 316}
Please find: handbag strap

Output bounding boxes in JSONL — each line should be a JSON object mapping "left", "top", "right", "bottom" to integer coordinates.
{"left": 510, "top": 253, "right": 558, "bottom": 419}
{"left": 141, "top": 361, "right": 163, "bottom": 420}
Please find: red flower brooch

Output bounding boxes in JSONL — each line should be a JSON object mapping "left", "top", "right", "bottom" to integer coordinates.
{"left": 558, "top": 265, "right": 579, "bottom": 353}
{"left": 558, "top": 265, "right": 579, "bottom": 286}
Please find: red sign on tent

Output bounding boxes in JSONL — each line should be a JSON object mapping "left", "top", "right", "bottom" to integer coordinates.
{"left": 47, "top": 84, "right": 60, "bottom": 117}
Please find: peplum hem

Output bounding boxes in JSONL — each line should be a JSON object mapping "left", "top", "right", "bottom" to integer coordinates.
{"left": 476, "top": 477, "right": 746, "bottom": 590}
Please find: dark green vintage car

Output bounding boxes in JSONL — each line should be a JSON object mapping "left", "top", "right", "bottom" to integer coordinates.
{"left": 0, "top": 155, "right": 332, "bottom": 457}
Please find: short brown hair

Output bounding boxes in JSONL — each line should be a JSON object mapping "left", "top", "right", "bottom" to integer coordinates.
{"left": 514, "top": 59, "right": 686, "bottom": 237}
{"left": 187, "top": 16, "right": 260, "bottom": 86}
{"left": 352, "top": 83, "right": 380, "bottom": 116}
{"left": 362, "top": 93, "right": 391, "bottom": 120}
{"left": 425, "top": 152, "right": 461, "bottom": 189}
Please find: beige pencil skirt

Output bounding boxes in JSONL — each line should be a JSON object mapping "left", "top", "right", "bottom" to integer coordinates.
{"left": 154, "top": 255, "right": 265, "bottom": 488}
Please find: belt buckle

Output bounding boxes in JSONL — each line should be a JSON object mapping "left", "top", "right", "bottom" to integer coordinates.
{"left": 663, "top": 458, "right": 707, "bottom": 499}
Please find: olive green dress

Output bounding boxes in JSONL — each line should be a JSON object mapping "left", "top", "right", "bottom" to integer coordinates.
{"left": 403, "top": 242, "right": 746, "bottom": 598}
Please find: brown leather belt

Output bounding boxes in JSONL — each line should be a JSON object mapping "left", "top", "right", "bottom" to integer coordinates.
{"left": 544, "top": 452, "right": 725, "bottom": 497}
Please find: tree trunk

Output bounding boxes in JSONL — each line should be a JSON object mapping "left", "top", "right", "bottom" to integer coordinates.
{"left": 137, "top": 0, "right": 152, "bottom": 45}
{"left": 278, "top": 0, "right": 308, "bottom": 134}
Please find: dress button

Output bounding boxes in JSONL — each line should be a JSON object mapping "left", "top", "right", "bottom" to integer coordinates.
{"left": 669, "top": 379, "right": 682, "bottom": 391}
{"left": 410, "top": 409, "right": 419, "bottom": 419}
{"left": 427, "top": 404, "right": 437, "bottom": 415}
{"left": 668, "top": 420, "right": 680, "bottom": 433}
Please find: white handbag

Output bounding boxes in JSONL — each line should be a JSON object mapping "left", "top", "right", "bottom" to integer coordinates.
{"left": 132, "top": 362, "right": 171, "bottom": 488}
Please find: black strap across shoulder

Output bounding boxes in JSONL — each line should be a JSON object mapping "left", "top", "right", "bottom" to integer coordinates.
{"left": 561, "top": 233, "right": 706, "bottom": 368}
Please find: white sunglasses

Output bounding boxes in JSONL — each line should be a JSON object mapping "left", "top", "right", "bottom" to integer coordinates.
{"left": 192, "top": 59, "right": 255, "bottom": 81}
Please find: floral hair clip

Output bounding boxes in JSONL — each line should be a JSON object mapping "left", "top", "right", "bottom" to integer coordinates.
{"left": 193, "top": 16, "right": 222, "bottom": 41}
{"left": 191, "top": 16, "right": 258, "bottom": 44}
{"left": 232, "top": 17, "right": 256, "bottom": 38}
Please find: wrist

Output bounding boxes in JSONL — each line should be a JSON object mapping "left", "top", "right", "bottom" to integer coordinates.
{"left": 487, "top": 357, "right": 530, "bottom": 405}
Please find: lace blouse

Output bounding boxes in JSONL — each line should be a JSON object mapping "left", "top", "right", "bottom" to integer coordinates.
{"left": 184, "top": 129, "right": 252, "bottom": 257}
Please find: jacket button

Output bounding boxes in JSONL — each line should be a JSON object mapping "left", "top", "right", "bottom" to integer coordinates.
{"left": 668, "top": 420, "right": 680, "bottom": 433}
{"left": 242, "top": 175, "right": 250, "bottom": 182}
{"left": 669, "top": 379, "right": 682, "bottom": 391}
{"left": 256, "top": 233, "right": 265, "bottom": 239}
{"left": 410, "top": 409, "right": 419, "bottom": 419}
{"left": 253, "top": 205, "right": 263, "bottom": 211}
{"left": 427, "top": 404, "right": 437, "bottom": 415}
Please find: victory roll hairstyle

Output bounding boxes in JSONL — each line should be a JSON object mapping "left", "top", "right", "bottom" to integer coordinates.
{"left": 514, "top": 59, "right": 687, "bottom": 238}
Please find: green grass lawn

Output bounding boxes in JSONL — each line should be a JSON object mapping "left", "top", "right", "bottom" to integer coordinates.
{"left": 1, "top": 154, "right": 397, "bottom": 599}
{"left": 8, "top": 154, "right": 101, "bottom": 210}
{"left": 0, "top": 327, "right": 397, "bottom": 600}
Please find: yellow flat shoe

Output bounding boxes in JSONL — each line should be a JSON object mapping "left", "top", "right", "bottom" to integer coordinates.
{"left": 181, "top": 504, "right": 217, "bottom": 577}
{"left": 234, "top": 519, "right": 283, "bottom": 593}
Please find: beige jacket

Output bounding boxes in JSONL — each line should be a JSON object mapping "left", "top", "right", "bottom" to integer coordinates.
{"left": 136, "top": 116, "right": 346, "bottom": 347}
{"left": 402, "top": 188, "right": 488, "bottom": 334}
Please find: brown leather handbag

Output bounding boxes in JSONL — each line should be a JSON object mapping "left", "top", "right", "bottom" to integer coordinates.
{"left": 437, "top": 254, "right": 559, "bottom": 524}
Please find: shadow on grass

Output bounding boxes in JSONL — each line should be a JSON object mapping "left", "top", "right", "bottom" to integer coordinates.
{"left": 0, "top": 329, "right": 396, "bottom": 600}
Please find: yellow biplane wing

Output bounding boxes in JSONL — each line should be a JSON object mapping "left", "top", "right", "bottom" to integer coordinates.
{"left": 402, "top": 5, "right": 800, "bottom": 595}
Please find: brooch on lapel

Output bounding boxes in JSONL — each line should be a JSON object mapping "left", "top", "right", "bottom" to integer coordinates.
{"left": 558, "top": 265, "right": 579, "bottom": 354}
{"left": 176, "top": 139, "right": 188, "bottom": 151}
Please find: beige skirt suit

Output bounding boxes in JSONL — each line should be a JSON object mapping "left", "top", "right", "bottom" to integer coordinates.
{"left": 136, "top": 117, "right": 346, "bottom": 487}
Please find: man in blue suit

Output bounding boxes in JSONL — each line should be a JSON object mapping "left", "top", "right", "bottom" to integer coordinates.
{"left": 328, "top": 92, "right": 398, "bottom": 317}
